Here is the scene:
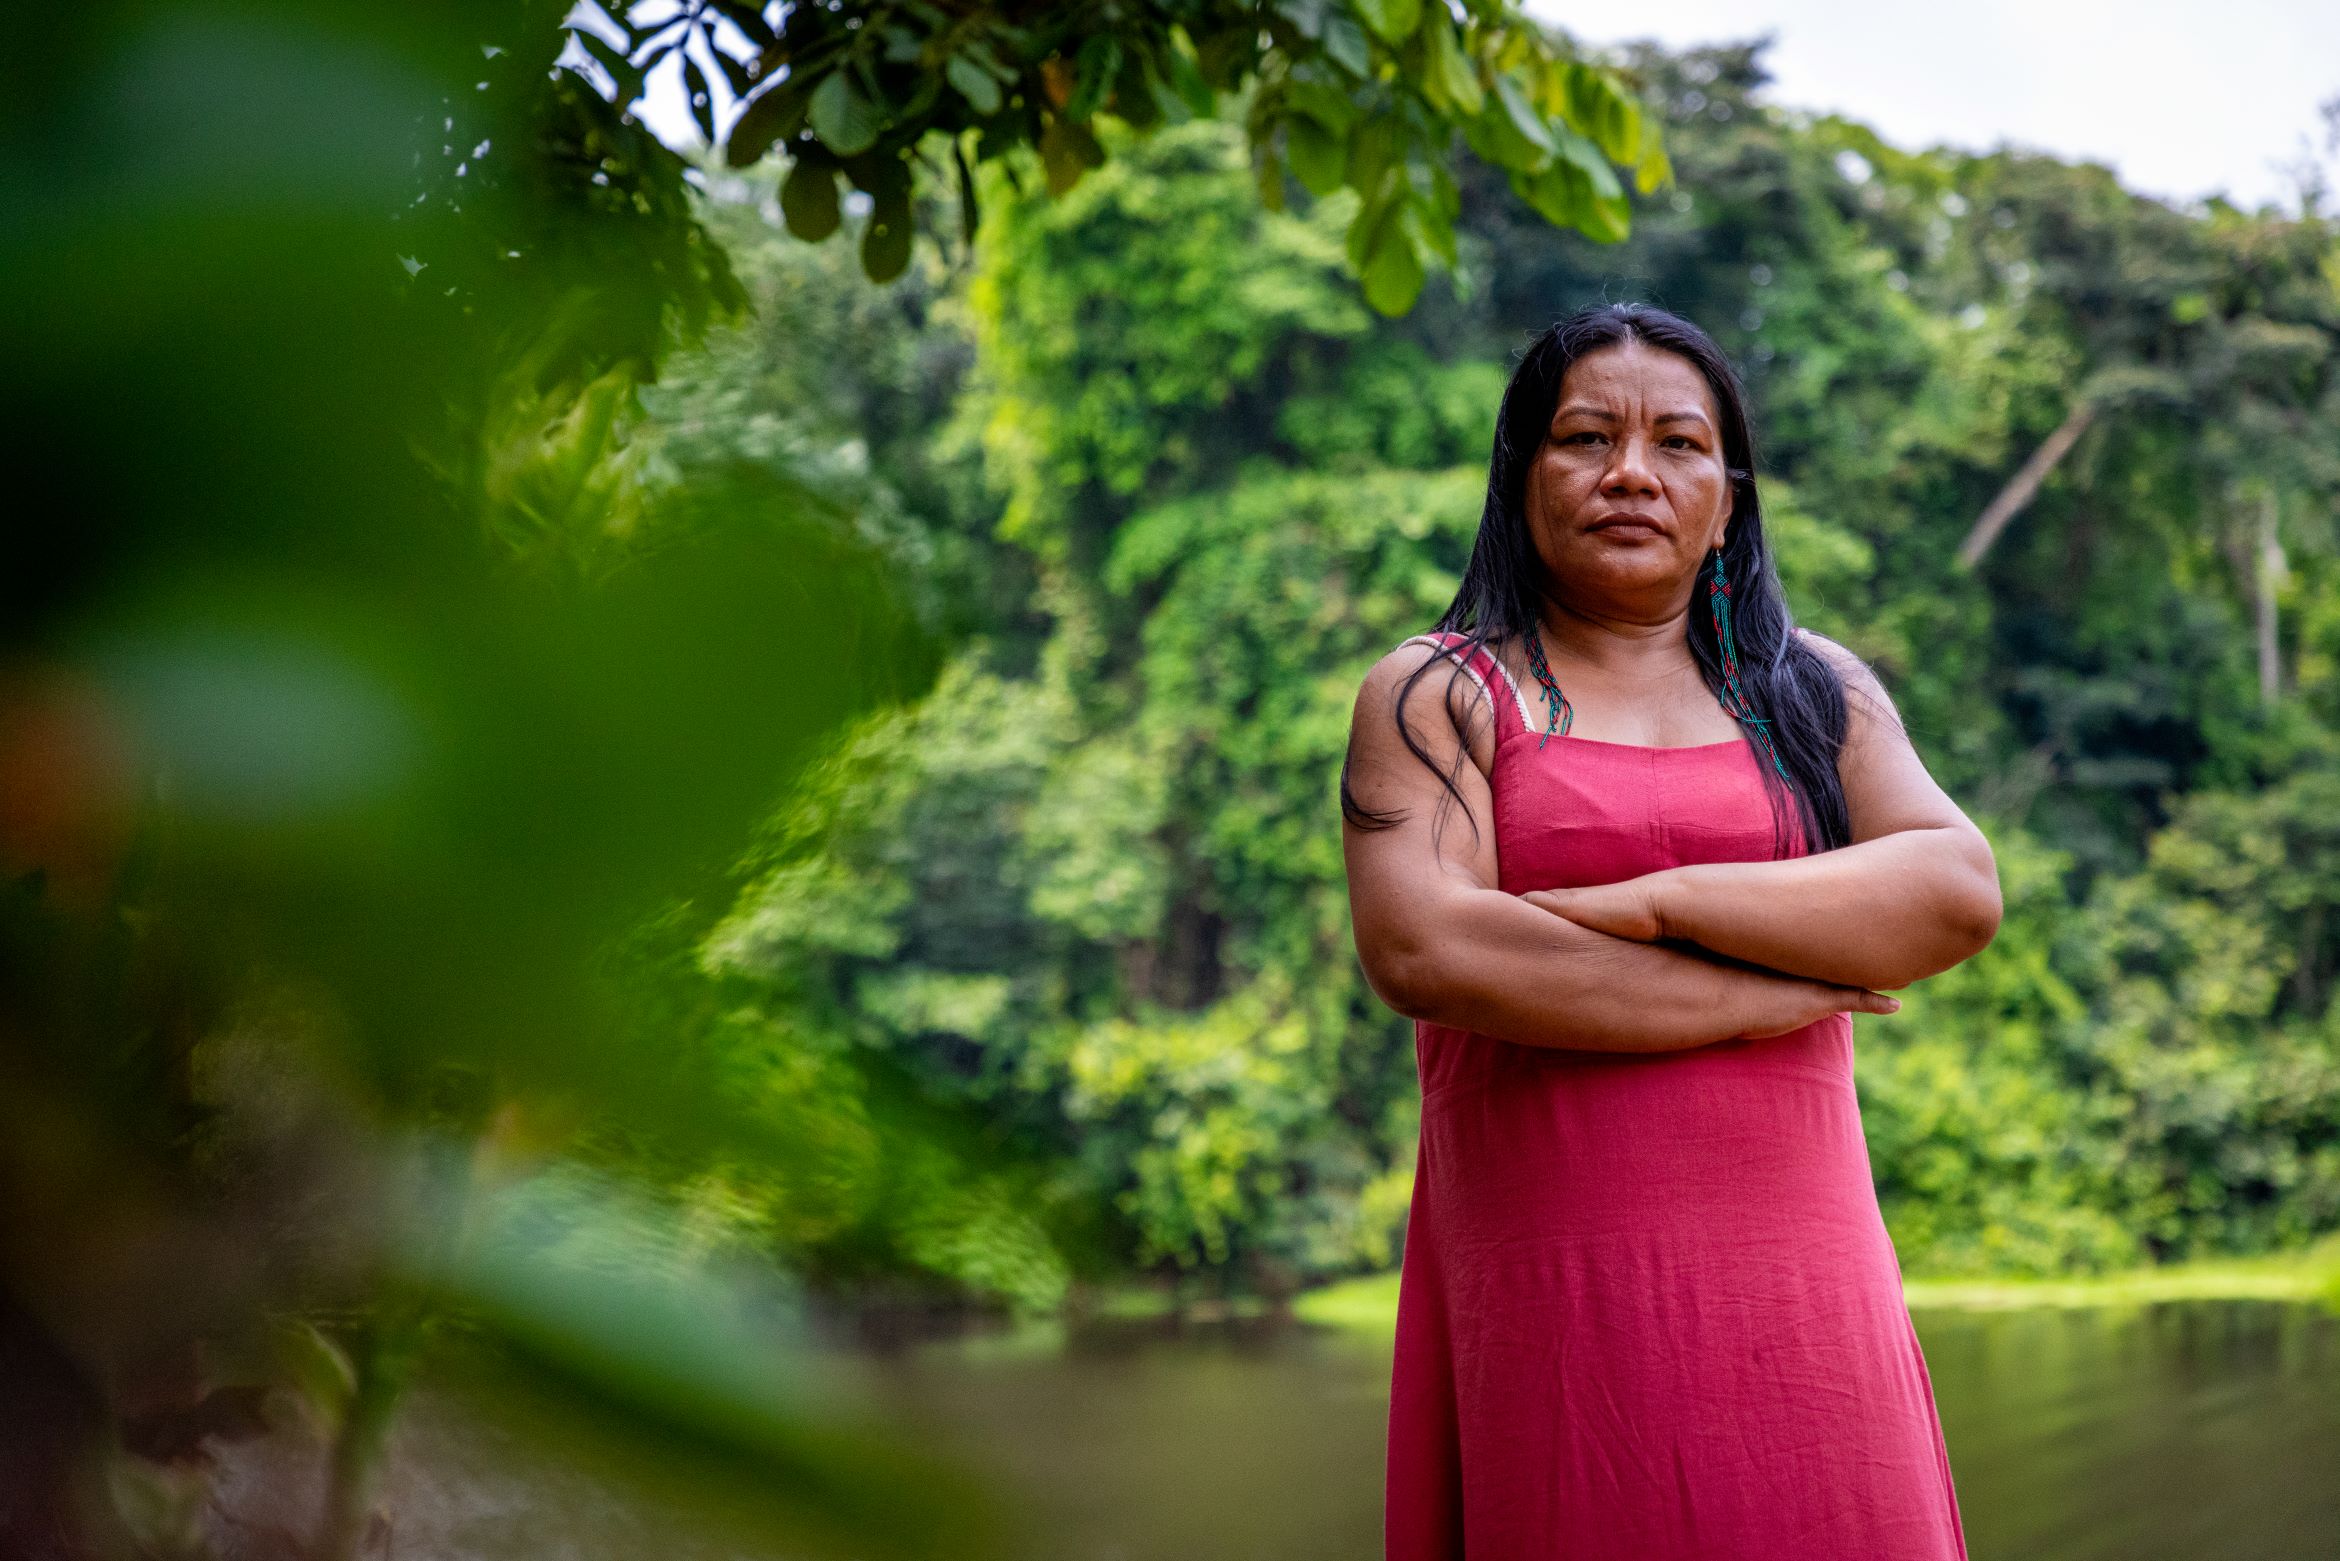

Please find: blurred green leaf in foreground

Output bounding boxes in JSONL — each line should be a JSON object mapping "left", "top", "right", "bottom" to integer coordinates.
{"left": 0, "top": 2, "right": 1023, "bottom": 1556}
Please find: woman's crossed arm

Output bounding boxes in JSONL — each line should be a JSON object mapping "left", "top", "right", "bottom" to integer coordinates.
{"left": 1527, "top": 631, "right": 2002, "bottom": 991}
{"left": 1342, "top": 640, "right": 1902, "bottom": 1055}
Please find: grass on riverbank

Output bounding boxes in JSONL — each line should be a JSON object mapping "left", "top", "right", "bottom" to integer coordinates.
{"left": 1289, "top": 1235, "right": 2340, "bottom": 1335}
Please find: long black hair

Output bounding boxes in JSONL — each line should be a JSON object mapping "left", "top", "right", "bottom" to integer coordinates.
{"left": 1340, "top": 302, "right": 1856, "bottom": 860}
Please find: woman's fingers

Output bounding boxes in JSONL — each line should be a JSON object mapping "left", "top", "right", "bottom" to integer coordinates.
{"left": 1844, "top": 986, "right": 1900, "bottom": 1014}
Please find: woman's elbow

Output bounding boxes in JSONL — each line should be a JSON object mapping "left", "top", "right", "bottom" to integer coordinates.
{"left": 1359, "top": 932, "right": 1443, "bottom": 1023}
{"left": 1946, "top": 837, "right": 2003, "bottom": 959}
{"left": 1942, "top": 838, "right": 2004, "bottom": 961}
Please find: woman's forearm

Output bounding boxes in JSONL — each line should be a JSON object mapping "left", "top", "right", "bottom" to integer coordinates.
{"left": 1651, "top": 826, "right": 2002, "bottom": 990}
{"left": 1388, "top": 882, "right": 1895, "bottom": 1053}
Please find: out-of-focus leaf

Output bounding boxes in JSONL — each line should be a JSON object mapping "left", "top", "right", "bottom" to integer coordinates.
{"left": 1286, "top": 115, "right": 1345, "bottom": 196}
{"left": 569, "top": 26, "right": 644, "bottom": 102}
{"left": 809, "top": 68, "right": 883, "bottom": 156}
{"left": 946, "top": 51, "right": 1002, "bottom": 114}
{"left": 781, "top": 158, "right": 842, "bottom": 240}
{"left": 397, "top": 1168, "right": 1014, "bottom": 1561}
{"left": 1419, "top": 8, "right": 1482, "bottom": 117}
{"left": 1066, "top": 34, "right": 1121, "bottom": 121}
{"left": 1283, "top": 75, "right": 1350, "bottom": 135}
{"left": 1037, "top": 115, "right": 1104, "bottom": 195}
{"left": 862, "top": 186, "right": 914, "bottom": 280}
{"left": 709, "top": 0, "right": 776, "bottom": 50}
{"left": 1351, "top": 0, "right": 1422, "bottom": 46}
{"left": 1491, "top": 70, "right": 1553, "bottom": 157}
{"left": 726, "top": 76, "right": 807, "bottom": 165}
{"left": 683, "top": 57, "right": 715, "bottom": 144}
{"left": 1318, "top": 11, "right": 1371, "bottom": 76}
{"left": 1360, "top": 200, "right": 1424, "bottom": 315}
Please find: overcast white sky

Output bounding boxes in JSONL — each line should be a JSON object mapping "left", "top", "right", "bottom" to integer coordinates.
{"left": 1536, "top": 0, "right": 2340, "bottom": 212}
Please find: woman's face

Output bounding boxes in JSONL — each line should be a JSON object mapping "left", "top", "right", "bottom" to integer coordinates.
{"left": 1524, "top": 339, "right": 1734, "bottom": 616}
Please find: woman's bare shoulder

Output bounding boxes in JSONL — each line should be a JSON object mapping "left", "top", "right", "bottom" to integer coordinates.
{"left": 1792, "top": 627, "right": 1905, "bottom": 738}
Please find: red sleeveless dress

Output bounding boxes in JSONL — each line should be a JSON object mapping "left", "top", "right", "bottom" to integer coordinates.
{"left": 1382, "top": 632, "right": 1966, "bottom": 1561}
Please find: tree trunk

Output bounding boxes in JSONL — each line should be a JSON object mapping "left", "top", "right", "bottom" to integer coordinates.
{"left": 1956, "top": 400, "right": 2098, "bottom": 570}
{"left": 2257, "top": 486, "right": 2285, "bottom": 707}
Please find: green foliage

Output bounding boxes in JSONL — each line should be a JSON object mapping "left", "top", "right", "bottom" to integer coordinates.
{"left": 672, "top": 39, "right": 2340, "bottom": 1295}
{"left": 569, "top": 0, "right": 1669, "bottom": 308}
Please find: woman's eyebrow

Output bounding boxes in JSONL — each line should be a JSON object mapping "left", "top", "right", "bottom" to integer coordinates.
{"left": 1552, "top": 404, "right": 1714, "bottom": 430}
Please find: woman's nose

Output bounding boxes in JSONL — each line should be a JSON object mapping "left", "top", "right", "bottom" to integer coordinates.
{"left": 1601, "top": 436, "right": 1659, "bottom": 495}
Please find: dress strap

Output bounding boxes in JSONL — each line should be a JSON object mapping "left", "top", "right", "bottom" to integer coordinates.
{"left": 1397, "top": 631, "right": 1536, "bottom": 745}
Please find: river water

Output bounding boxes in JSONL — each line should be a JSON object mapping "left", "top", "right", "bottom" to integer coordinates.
{"left": 362, "top": 1297, "right": 2340, "bottom": 1559}
{"left": 846, "top": 1299, "right": 2340, "bottom": 1561}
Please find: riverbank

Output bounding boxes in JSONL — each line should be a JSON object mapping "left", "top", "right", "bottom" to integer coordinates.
{"left": 1287, "top": 1234, "right": 2340, "bottom": 1336}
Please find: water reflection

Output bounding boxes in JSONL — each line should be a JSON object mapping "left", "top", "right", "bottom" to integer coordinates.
{"left": 1919, "top": 1301, "right": 2340, "bottom": 1561}
{"left": 850, "top": 1300, "right": 2340, "bottom": 1561}
{"left": 357, "top": 1299, "right": 2339, "bottom": 1558}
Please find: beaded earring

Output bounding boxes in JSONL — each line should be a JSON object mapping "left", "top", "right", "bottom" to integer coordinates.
{"left": 1708, "top": 544, "right": 1793, "bottom": 782}
{"left": 1523, "top": 627, "right": 1573, "bottom": 749}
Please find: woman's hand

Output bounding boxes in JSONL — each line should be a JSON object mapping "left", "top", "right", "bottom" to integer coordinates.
{"left": 1734, "top": 976, "right": 1900, "bottom": 1033}
{"left": 1522, "top": 879, "right": 1671, "bottom": 944}
{"left": 1527, "top": 878, "right": 1901, "bottom": 1032}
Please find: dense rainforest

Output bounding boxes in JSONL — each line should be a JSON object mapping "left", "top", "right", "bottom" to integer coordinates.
{"left": 14, "top": 7, "right": 2340, "bottom": 1550}
{"left": 633, "top": 39, "right": 2340, "bottom": 1312}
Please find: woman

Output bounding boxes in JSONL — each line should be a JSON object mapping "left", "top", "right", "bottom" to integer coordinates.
{"left": 1340, "top": 302, "right": 1999, "bottom": 1560}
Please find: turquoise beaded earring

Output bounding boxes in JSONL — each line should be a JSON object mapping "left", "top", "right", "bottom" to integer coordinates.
{"left": 1707, "top": 544, "right": 1793, "bottom": 782}
{"left": 1523, "top": 626, "right": 1573, "bottom": 749}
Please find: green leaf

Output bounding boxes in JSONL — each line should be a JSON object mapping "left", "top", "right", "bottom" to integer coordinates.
{"left": 683, "top": 58, "right": 715, "bottom": 145}
{"left": 1352, "top": 0, "right": 1423, "bottom": 46}
{"left": 1286, "top": 116, "right": 1346, "bottom": 196}
{"left": 1597, "top": 93, "right": 1642, "bottom": 167}
{"left": 1511, "top": 160, "right": 1586, "bottom": 227}
{"left": 570, "top": 28, "right": 645, "bottom": 103}
{"left": 1275, "top": 0, "right": 1332, "bottom": 40}
{"left": 1037, "top": 115, "right": 1104, "bottom": 196}
{"left": 1419, "top": 9, "right": 1482, "bottom": 117}
{"left": 1345, "top": 174, "right": 1397, "bottom": 271}
{"left": 1319, "top": 12, "right": 1371, "bottom": 77}
{"left": 1255, "top": 138, "right": 1287, "bottom": 212}
{"left": 1162, "top": 34, "right": 1217, "bottom": 115}
{"left": 1345, "top": 112, "right": 1402, "bottom": 204}
{"left": 710, "top": 47, "right": 755, "bottom": 99}
{"left": 1578, "top": 189, "right": 1630, "bottom": 244}
{"left": 708, "top": 0, "right": 776, "bottom": 50}
{"left": 1066, "top": 35, "right": 1121, "bottom": 121}
{"left": 1398, "top": 194, "right": 1453, "bottom": 271}
{"left": 1110, "top": 44, "right": 1164, "bottom": 130}
{"left": 1492, "top": 71, "right": 1554, "bottom": 156}
{"left": 780, "top": 158, "right": 841, "bottom": 241}
{"left": 862, "top": 186, "right": 914, "bottom": 281}
{"left": 946, "top": 52, "right": 1002, "bottom": 114}
{"left": 1632, "top": 112, "right": 1672, "bottom": 194}
{"left": 809, "top": 67, "right": 884, "bottom": 156}
{"left": 1553, "top": 123, "right": 1622, "bottom": 201}
{"left": 1285, "top": 74, "right": 1355, "bottom": 135}
{"left": 726, "top": 78, "right": 807, "bottom": 165}
{"left": 1361, "top": 201, "right": 1426, "bottom": 315}
{"left": 1512, "top": 158, "right": 1630, "bottom": 242}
